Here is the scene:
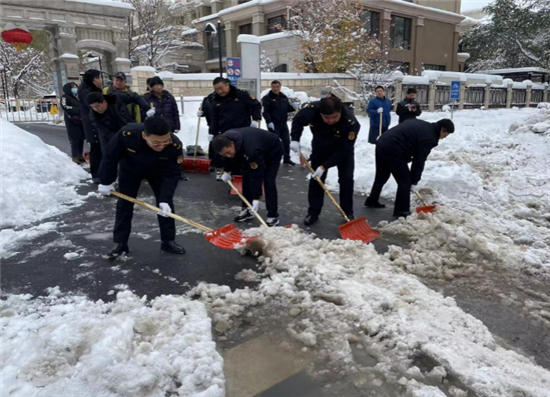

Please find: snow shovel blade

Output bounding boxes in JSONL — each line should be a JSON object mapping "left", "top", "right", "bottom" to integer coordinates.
{"left": 338, "top": 216, "right": 380, "bottom": 244}
{"left": 183, "top": 158, "right": 210, "bottom": 174}
{"left": 204, "top": 223, "right": 258, "bottom": 249}
{"left": 229, "top": 175, "right": 243, "bottom": 195}
{"left": 416, "top": 205, "right": 437, "bottom": 214}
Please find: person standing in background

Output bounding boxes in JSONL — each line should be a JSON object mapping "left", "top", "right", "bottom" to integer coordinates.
{"left": 366, "top": 86, "right": 392, "bottom": 144}
{"left": 77, "top": 69, "right": 103, "bottom": 183}
{"left": 60, "top": 82, "right": 86, "bottom": 165}
{"left": 103, "top": 72, "right": 142, "bottom": 123}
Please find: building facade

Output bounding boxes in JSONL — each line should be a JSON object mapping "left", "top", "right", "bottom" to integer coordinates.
{"left": 181, "top": 0, "right": 464, "bottom": 74}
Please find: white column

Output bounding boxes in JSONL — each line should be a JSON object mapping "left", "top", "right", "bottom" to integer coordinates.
{"left": 237, "top": 34, "right": 261, "bottom": 100}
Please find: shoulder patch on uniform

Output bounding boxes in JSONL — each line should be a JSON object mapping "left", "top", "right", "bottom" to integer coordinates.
{"left": 349, "top": 132, "right": 356, "bottom": 140}
{"left": 348, "top": 119, "right": 355, "bottom": 125}
{"left": 250, "top": 162, "right": 258, "bottom": 169}
{"left": 308, "top": 104, "right": 315, "bottom": 108}
{"left": 122, "top": 130, "right": 132, "bottom": 136}
{"left": 127, "top": 148, "right": 136, "bottom": 153}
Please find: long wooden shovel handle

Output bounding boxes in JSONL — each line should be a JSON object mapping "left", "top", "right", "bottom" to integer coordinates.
{"left": 110, "top": 190, "right": 213, "bottom": 232}
{"left": 299, "top": 152, "right": 350, "bottom": 222}
{"left": 193, "top": 114, "right": 201, "bottom": 161}
{"left": 413, "top": 190, "right": 428, "bottom": 206}
{"left": 226, "top": 180, "right": 269, "bottom": 228}
{"left": 378, "top": 112, "right": 383, "bottom": 138}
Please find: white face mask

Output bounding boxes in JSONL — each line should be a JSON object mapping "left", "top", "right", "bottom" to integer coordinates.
{"left": 71, "top": 88, "right": 78, "bottom": 95}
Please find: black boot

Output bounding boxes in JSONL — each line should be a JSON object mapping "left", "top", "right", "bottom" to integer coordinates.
{"left": 304, "top": 214, "right": 318, "bottom": 226}
{"left": 161, "top": 240, "right": 186, "bottom": 254}
{"left": 345, "top": 214, "right": 355, "bottom": 221}
{"left": 364, "top": 198, "right": 386, "bottom": 208}
{"left": 283, "top": 159, "right": 296, "bottom": 166}
{"left": 108, "top": 243, "right": 129, "bottom": 259}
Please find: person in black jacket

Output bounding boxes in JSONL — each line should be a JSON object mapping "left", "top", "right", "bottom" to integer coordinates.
{"left": 88, "top": 91, "right": 153, "bottom": 149}
{"left": 213, "top": 127, "right": 283, "bottom": 227}
{"left": 207, "top": 77, "right": 262, "bottom": 180}
{"left": 97, "top": 117, "right": 186, "bottom": 258}
{"left": 60, "top": 82, "right": 86, "bottom": 164}
{"left": 365, "top": 118, "right": 454, "bottom": 217}
{"left": 77, "top": 69, "right": 103, "bottom": 182}
{"left": 143, "top": 77, "right": 181, "bottom": 133}
{"left": 290, "top": 97, "right": 361, "bottom": 226}
{"left": 262, "top": 80, "right": 297, "bottom": 166}
{"left": 396, "top": 88, "right": 422, "bottom": 124}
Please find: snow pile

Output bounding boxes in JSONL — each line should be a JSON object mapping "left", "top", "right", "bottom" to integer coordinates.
{"left": 510, "top": 107, "right": 550, "bottom": 134}
{"left": 192, "top": 227, "right": 550, "bottom": 396}
{"left": 0, "top": 119, "right": 88, "bottom": 229}
{"left": 1, "top": 290, "right": 225, "bottom": 397}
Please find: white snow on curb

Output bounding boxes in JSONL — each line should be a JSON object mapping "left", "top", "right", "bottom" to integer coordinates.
{"left": 0, "top": 290, "right": 225, "bottom": 397}
{"left": 0, "top": 119, "right": 88, "bottom": 257}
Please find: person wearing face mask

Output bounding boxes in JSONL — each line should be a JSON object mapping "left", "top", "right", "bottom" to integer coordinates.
{"left": 290, "top": 97, "right": 360, "bottom": 226}
{"left": 78, "top": 69, "right": 104, "bottom": 183}
{"left": 61, "top": 82, "right": 86, "bottom": 165}
{"left": 97, "top": 116, "right": 186, "bottom": 258}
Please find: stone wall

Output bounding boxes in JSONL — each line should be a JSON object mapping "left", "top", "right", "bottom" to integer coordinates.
{"left": 130, "top": 67, "right": 360, "bottom": 101}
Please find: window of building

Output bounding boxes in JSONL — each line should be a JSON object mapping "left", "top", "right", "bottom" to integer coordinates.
{"left": 239, "top": 24, "right": 252, "bottom": 35}
{"left": 274, "top": 64, "right": 288, "bottom": 72}
{"left": 424, "top": 64, "right": 446, "bottom": 71}
{"left": 390, "top": 16, "right": 412, "bottom": 50}
{"left": 361, "top": 11, "right": 380, "bottom": 37}
{"left": 268, "top": 16, "right": 286, "bottom": 34}
{"left": 207, "top": 28, "right": 226, "bottom": 60}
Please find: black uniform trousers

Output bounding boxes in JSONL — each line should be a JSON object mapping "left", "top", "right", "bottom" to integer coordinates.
{"left": 272, "top": 123, "right": 291, "bottom": 162}
{"left": 242, "top": 145, "right": 283, "bottom": 218}
{"left": 368, "top": 126, "right": 388, "bottom": 144}
{"left": 114, "top": 172, "right": 176, "bottom": 244}
{"left": 367, "top": 146, "right": 411, "bottom": 215}
{"left": 308, "top": 152, "right": 355, "bottom": 218}
{"left": 88, "top": 141, "right": 103, "bottom": 179}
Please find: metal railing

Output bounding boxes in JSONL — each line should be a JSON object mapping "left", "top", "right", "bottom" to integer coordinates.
{"left": 531, "top": 89, "right": 544, "bottom": 105}
{"left": 489, "top": 87, "right": 507, "bottom": 108}
{"left": 464, "top": 86, "right": 485, "bottom": 108}
{"left": 1, "top": 99, "right": 61, "bottom": 123}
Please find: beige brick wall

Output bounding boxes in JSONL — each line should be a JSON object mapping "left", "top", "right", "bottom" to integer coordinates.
{"left": 130, "top": 69, "right": 360, "bottom": 102}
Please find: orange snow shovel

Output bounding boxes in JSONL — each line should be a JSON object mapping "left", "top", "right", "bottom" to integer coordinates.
{"left": 183, "top": 115, "right": 211, "bottom": 173}
{"left": 299, "top": 152, "right": 380, "bottom": 244}
{"left": 413, "top": 190, "right": 437, "bottom": 214}
{"left": 110, "top": 191, "right": 258, "bottom": 249}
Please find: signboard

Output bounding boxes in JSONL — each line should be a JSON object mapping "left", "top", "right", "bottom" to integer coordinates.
{"left": 236, "top": 78, "right": 256, "bottom": 98}
{"left": 52, "top": 72, "right": 59, "bottom": 96}
{"left": 60, "top": 69, "right": 67, "bottom": 85}
{"left": 226, "top": 57, "right": 242, "bottom": 85}
{"left": 66, "top": 63, "right": 80, "bottom": 79}
{"left": 450, "top": 81, "right": 460, "bottom": 100}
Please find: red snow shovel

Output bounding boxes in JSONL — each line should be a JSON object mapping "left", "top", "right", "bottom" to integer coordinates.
{"left": 229, "top": 175, "right": 265, "bottom": 196}
{"left": 183, "top": 116, "right": 210, "bottom": 173}
{"left": 299, "top": 152, "right": 380, "bottom": 244}
{"left": 109, "top": 191, "right": 258, "bottom": 249}
{"left": 413, "top": 191, "right": 437, "bottom": 214}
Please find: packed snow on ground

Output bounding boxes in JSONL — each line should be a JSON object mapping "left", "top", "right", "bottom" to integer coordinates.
{"left": 192, "top": 226, "right": 550, "bottom": 397}
{"left": 0, "top": 119, "right": 89, "bottom": 257}
{"left": 0, "top": 289, "right": 225, "bottom": 397}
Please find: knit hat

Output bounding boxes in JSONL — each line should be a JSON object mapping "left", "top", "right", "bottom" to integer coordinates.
{"left": 149, "top": 76, "right": 164, "bottom": 87}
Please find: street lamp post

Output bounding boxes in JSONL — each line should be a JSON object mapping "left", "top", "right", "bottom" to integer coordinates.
{"left": 203, "top": 21, "right": 223, "bottom": 77}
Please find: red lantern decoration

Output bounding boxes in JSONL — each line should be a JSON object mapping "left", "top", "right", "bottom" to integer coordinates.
{"left": 1, "top": 23, "right": 33, "bottom": 52}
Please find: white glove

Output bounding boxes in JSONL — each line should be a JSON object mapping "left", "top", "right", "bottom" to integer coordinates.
{"left": 312, "top": 166, "right": 325, "bottom": 178}
{"left": 98, "top": 183, "right": 114, "bottom": 196}
{"left": 411, "top": 185, "right": 420, "bottom": 192}
{"left": 158, "top": 202, "right": 172, "bottom": 217}
{"left": 292, "top": 102, "right": 301, "bottom": 110}
{"left": 250, "top": 120, "right": 259, "bottom": 128}
{"left": 208, "top": 134, "right": 214, "bottom": 142}
{"left": 146, "top": 108, "right": 156, "bottom": 118}
{"left": 377, "top": 107, "right": 384, "bottom": 114}
{"left": 290, "top": 141, "right": 300, "bottom": 153}
{"left": 221, "top": 173, "right": 232, "bottom": 183}
{"left": 251, "top": 200, "right": 260, "bottom": 212}
{"left": 268, "top": 122, "right": 275, "bottom": 131}
{"left": 197, "top": 110, "right": 203, "bottom": 117}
